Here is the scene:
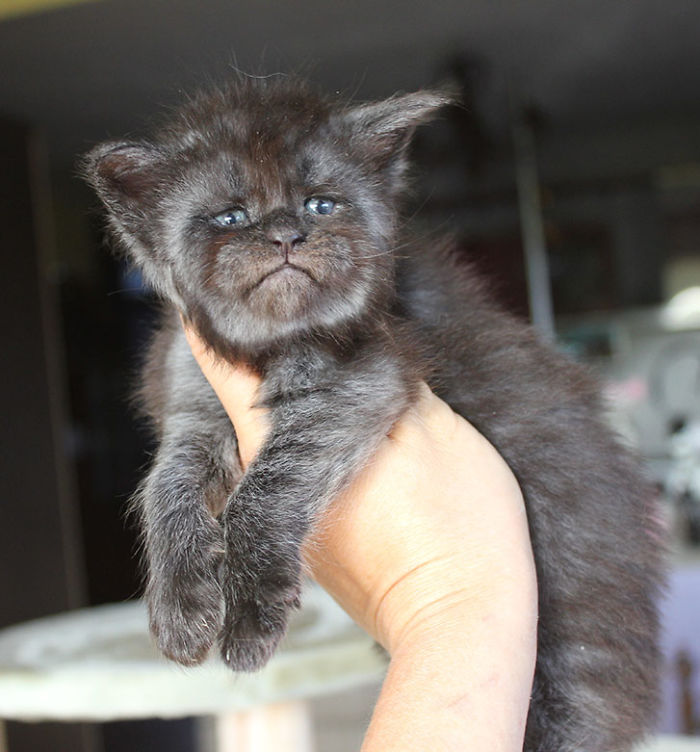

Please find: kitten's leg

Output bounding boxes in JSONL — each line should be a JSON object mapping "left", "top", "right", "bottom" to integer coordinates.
{"left": 218, "top": 365, "right": 414, "bottom": 671}
{"left": 137, "top": 413, "right": 241, "bottom": 665}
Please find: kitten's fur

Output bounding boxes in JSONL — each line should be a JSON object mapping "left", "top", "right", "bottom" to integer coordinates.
{"left": 84, "top": 76, "right": 664, "bottom": 751}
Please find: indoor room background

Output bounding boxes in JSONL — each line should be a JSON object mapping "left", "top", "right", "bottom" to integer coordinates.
{"left": 1, "top": 1, "right": 700, "bottom": 750}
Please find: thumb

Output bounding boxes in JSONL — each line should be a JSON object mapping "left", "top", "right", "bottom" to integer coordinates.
{"left": 182, "top": 323, "right": 270, "bottom": 468}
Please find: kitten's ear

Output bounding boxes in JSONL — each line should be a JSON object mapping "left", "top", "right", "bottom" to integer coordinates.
{"left": 81, "top": 140, "right": 167, "bottom": 222}
{"left": 82, "top": 140, "right": 186, "bottom": 307}
{"left": 339, "top": 89, "right": 453, "bottom": 188}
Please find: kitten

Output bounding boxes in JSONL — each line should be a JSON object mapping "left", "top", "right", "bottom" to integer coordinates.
{"left": 83, "top": 76, "right": 664, "bottom": 751}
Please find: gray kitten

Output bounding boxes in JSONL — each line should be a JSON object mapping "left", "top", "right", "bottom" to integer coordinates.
{"left": 84, "top": 76, "right": 664, "bottom": 751}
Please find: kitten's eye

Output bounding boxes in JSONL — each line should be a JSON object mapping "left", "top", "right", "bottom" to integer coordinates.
{"left": 211, "top": 207, "right": 249, "bottom": 227}
{"left": 304, "top": 197, "right": 336, "bottom": 216}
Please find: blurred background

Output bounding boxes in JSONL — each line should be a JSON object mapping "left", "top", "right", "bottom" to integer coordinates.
{"left": 1, "top": 0, "right": 700, "bottom": 750}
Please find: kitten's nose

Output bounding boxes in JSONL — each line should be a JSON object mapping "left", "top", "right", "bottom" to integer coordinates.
{"left": 267, "top": 229, "right": 306, "bottom": 254}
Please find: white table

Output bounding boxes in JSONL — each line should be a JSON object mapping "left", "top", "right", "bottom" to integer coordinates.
{"left": 0, "top": 584, "right": 386, "bottom": 751}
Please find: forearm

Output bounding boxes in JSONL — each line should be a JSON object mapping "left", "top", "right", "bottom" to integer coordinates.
{"left": 363, "top": 586, "right": 537, "bottom": 752}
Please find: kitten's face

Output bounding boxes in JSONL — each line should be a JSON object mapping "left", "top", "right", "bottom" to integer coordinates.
{"left": 157, "top": 103, "right": 397, "bottom": 351}
{"left": 84, "top": 79, "right": 449, "bottom": 357}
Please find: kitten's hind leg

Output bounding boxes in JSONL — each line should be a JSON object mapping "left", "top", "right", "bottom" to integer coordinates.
{"left": 137, "top": 418, "right": 241, "bottom": 666}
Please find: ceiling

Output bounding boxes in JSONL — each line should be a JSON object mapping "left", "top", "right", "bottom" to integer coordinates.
{"left": 0, "top": 0, "right": 699, "bottom": 173}
{"left": 0, "top": 0, "right": 96, "bottom": 21}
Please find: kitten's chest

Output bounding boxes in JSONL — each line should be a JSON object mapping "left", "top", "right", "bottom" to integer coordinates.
{"left": 257, "top": 333, "right": 412, "bottom": 416}
{"left": 258, "top": 347, "right": 339, "bottom": 408}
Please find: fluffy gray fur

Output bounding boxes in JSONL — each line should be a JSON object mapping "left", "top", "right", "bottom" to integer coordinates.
{"left": 83, "top": 76, "right": 665, "bottom": 751}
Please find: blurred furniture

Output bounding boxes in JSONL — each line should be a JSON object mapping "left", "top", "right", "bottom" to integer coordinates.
{"left": 641, "top": 738, "right": 700, "bottom": 750}
{"left": 0, "top": 585, "right": 385, "bottom": 752}
{"left": 0, "top": 587, "right": 697, "bottom": 751}
{"left": 0, "top": 118, "right": 91, "bottom": 752}
{"left": 677, "top": 650, "right": 700, "bottom": 734}
{"left": 658, "top": 560, "right": 700, "bottom": 737}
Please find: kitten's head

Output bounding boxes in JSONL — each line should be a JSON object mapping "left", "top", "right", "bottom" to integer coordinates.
{"left": 83, "top": 76, "right": 450, "bottom": 358}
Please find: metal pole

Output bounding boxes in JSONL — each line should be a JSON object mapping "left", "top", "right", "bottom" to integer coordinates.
{"left": 512, "top": 110, "right": 555, "bottom": 340}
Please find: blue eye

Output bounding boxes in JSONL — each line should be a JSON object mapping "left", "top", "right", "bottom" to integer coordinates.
{"left": 212, "top": 207, "right": 248, "bottom": 227}
{"left": 305, "top": 197, "right": 336, "bottom": 216}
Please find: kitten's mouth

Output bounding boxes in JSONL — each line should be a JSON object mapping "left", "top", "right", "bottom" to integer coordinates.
{"left": 254, "top": 262, "right": 316, "bottom": 289}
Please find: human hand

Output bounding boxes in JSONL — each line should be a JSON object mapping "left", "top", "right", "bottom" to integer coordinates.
{"left": 184, "top": 326, "right": 537, "bottom": 752}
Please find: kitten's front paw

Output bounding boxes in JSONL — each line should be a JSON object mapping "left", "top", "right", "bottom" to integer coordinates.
{"left": 148, "top": 574, "right": 224, "bottom": 666}
{"left": 219, "top": 574, "right": 302, "bottom": 672}
{"left": 147, "top": 520, "right": 225, "bottom": 666}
